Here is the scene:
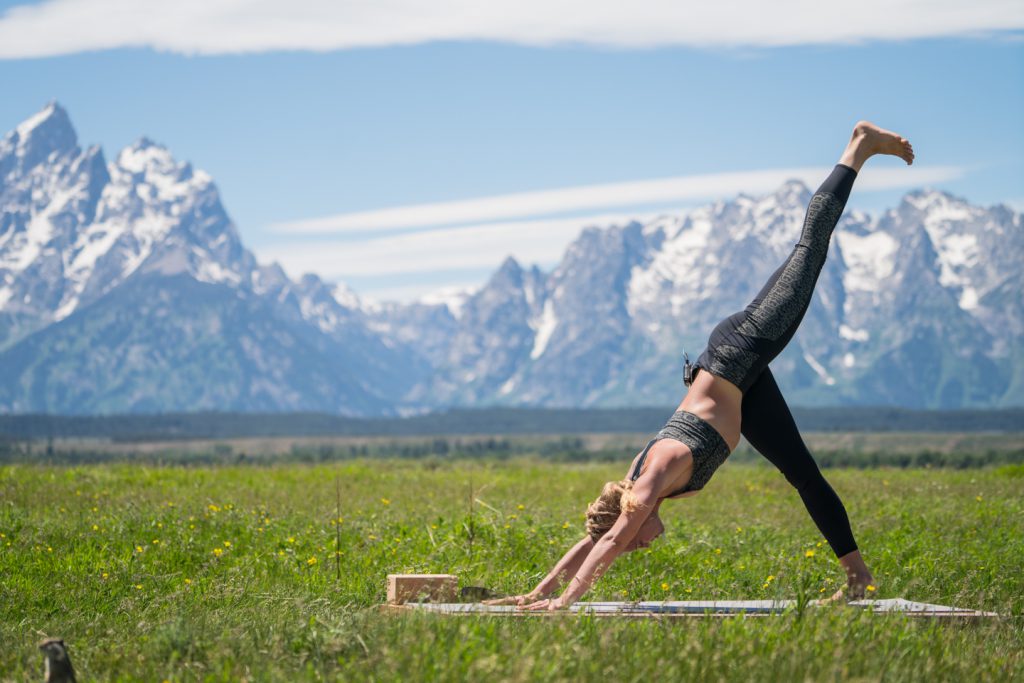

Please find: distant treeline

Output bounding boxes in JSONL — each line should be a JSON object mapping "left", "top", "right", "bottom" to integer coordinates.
{"left": 0, "top": 407, "right": 1022, "bottom": 441}
{"left": 2, "top": 435, "right": 1022, "bottom": 470}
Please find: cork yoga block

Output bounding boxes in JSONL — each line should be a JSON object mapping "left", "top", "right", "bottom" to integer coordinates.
{"left": 387, "top": 574, "right": 458, "bottom": 604}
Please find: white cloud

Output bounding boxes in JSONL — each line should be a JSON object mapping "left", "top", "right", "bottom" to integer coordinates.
{"left": 270, "top": 164, "right": 966, "bottom": 235}
{"left": 256, "top": 163, "right": 968, "bottom": 302}
{"left": 257, "top": 209, "right": 656, "bottom": 282}
{"left": 1, "top": 0, "right": 1022, "bottom": 58}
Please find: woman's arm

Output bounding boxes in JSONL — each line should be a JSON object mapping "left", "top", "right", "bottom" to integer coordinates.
{"left": 482, "top": 535, "right": 594, "bottom": 605}
{"left": 523, "top": 478, "right": 661, "bottom": 610}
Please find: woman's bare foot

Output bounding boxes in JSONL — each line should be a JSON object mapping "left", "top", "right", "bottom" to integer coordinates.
{"left": 837, "top": 549, "right": 875, "bottom": 600}
{"left": 840, "top": 121, "right": 914, "bottom": 171}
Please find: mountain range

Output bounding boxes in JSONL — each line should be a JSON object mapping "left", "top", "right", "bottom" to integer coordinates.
{"left": 1, "top": 103, "right": 1020, "bottom": 415}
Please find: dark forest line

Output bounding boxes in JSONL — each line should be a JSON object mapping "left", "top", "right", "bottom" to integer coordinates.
{"left": 1, "top": 406, "right": 1022, "bottom": 441}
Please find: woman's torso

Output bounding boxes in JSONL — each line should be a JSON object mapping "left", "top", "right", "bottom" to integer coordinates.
{"left": 632, "top": 372, "right": 742, "bottom": 498}
{"left": 677, "top": 370, "right": 742, "bottom": 451}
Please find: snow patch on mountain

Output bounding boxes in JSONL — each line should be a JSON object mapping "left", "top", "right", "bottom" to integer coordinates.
{"left": 419, "top": 284, "right": 475, "bottom": 320}
{"left": 836, "top": 230, "right": 898, "bottom": 294}
{"left": 530, "top": 299, "right": 558, "bottom": 359}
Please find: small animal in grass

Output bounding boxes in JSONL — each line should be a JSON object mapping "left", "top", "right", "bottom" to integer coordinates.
{"left": 38, "top": 639, "right": 77, "bottom": 683}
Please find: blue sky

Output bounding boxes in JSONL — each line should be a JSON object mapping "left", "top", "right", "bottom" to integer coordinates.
{"left": 1, "top": 1, "right": 1022, "bottom": 302}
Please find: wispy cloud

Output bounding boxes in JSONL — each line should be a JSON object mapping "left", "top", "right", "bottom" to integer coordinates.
{"left": 1, "top": 0, "right": 1022, "bottom": 59}
{"left": 256, "top": 162, "right": 967, "bottom": 301}
{"left": 270, "top": 164, "right": 966, "bottom": 235}
{"left": 258, "top": 210, "right": 656, "bottom": 282}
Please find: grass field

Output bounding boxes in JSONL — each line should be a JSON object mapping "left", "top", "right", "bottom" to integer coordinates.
{"left": 2, "top": 456, "right": 1023, "bottom": 681}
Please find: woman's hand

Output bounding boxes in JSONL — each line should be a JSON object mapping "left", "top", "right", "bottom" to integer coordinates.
{"left": 519, "top": 596, "right": 570, "bottom": 611}
{"left": 482, "top": 592, "right": 539, "bottom": 607}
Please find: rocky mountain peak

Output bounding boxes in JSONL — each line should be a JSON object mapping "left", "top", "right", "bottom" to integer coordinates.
{"left": 114, "top": 137, "right": 199, "bottom": 184}
{"left": 774, "top": 178, "right": 813, "bottom": 206}
{"left": 10, "top": 101, "right": 75, "bottom": 149}
{"left": 1, "top": 101, "right": 79, "bottom": 176}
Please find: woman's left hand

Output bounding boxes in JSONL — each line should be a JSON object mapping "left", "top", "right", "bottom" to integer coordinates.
{"left": 519, "top": 597, "right": 569, "bottom": 611}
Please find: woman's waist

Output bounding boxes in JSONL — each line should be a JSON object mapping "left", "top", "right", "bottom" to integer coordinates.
{"left": 678, "top": 373, "right": 742, "bottom": 449}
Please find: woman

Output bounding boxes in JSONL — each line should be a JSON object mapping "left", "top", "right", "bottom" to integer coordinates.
{"left": 491, "top": 121, "right": 915, "bottom": 611}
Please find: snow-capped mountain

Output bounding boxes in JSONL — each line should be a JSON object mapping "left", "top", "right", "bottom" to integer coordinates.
{"left": 1, "top": 103, "right": 1020, "bottom": 413}
{"left": 369, "top": 176, "right": 1022, "bottom": 410}
{"left": 0, "top": 103, "right": 424, "bottom": 414}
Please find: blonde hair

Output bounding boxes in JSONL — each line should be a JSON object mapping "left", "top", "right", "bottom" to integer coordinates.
{"left": 585, "top": 480, "right": 642, "bottom": 541}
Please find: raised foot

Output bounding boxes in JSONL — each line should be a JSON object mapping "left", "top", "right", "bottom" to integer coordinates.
{"left": 851, "top": 120, "right": 915, "bottom": 165}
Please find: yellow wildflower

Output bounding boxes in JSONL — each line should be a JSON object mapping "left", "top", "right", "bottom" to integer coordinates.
{"left": 380, "top": 498, "right": 391, "bottom": 506}
{"left": 867, "top": 585, "right": 877, "bottom": 592}
{"left": 307, "top": 557, "right": 318, "bottom": 566}
{"left": 805, "top": 550, "right": 816, "bottom": 558}
{"left": 661, "top": 582, "right": 669, "bottom": 591}
{"left": 212, "top": 548, "right": 223, "bottom": 557}
{"left": 223, "top": 540, "right": 231, "bottom": 548}
{"left": 517, "top": 504, "right": 525, "bottom": 510}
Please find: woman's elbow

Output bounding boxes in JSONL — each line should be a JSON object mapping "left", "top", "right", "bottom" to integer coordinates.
{"left": 598, "top": 532, "right": 632, "bottom": 551}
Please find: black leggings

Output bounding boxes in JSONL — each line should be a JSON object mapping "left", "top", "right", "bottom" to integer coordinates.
{"left": 694, "top": 164, "right": 860, "bottom": 557}
{"left": 741, "top": 368, "right": 857, "bottom": 557}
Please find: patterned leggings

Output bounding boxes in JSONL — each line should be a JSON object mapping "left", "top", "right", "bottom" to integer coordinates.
{"left": 694, "top": 163, "right": 860, "bottom": 557}
{"left": 695, "top": 164, "right": 858, "bottom": 392}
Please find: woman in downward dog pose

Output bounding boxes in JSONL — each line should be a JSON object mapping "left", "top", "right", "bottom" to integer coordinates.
{"left": 492, "top": 121, "right": 914, "bottom": 611}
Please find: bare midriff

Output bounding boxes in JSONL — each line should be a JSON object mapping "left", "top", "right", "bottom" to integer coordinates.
{"left": 677, "top": 370, "right": 743, "bottom": 451}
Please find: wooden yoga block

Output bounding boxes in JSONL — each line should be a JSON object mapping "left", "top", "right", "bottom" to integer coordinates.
{"left": 387, "top": 574, "right": 458, "bottom": 604}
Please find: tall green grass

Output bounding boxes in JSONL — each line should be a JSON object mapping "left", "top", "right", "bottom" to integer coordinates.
{"left": 1, "top": 460, "right": 1021, "bottom": 681}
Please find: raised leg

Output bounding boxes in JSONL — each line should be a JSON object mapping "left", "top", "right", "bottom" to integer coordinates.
{"left": 695, "top": 122, "right": 914, "bottom": 392}
{"left": 741, "top": 122, "right": 914, "bottom": 347}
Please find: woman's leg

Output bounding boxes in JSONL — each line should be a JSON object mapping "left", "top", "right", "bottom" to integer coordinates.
{"left": 742, "top": 368, "right": 874, "bottom": 596}
{"left": 697, "top": 122, "right": 913, "bottom": 392}
{"left": 698, "top": 165, "right": 855, "bottom": 390}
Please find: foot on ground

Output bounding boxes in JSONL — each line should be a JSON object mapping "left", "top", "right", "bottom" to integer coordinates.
{"left": 815, "top": 577, "right": 876, "bottom": 605}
